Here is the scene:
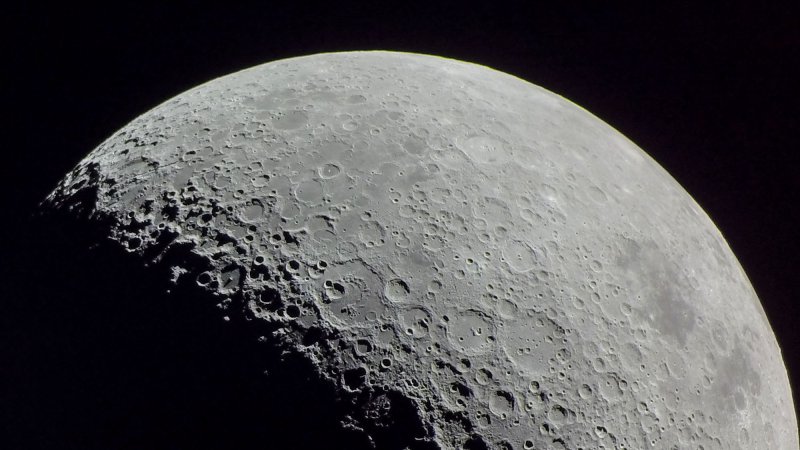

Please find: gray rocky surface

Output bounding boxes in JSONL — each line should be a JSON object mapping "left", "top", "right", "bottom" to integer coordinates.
{"left": 43, "top": 51, "right": 798, "bottom": 449}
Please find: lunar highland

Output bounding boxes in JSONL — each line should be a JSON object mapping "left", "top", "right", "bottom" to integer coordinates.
{"left": 43, "top": 51, "right": 798, "bottom": 449}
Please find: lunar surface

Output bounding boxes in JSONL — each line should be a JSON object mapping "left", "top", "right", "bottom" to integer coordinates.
{"left": 43, "top": 51, "right": 797, "bottom": 449}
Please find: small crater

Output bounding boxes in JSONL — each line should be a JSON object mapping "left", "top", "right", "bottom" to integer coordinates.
{"left": 285, "top": 304, "right": 301, "bottom": 318}
{"left": 501, "top": 239, "right": 541, "bottom": 273}
{"left": 354, "top": 339, "right": 373, "bottom": 356}
{"left": 343, "top": 366, "right": 368, "bottom": 390}
{"left": 197, "top": 271, "right": 212, "bottom": 286}
{"left": 489, "top": 390, "right": 515, "bottom": 417}
{"left": 475, "top": 368, "right": 493, "bottom": 385}
{"left": 384, "top": 278, "right": 411, "bottom": 302}
{"left": 319, "top": 163, "right": 341, "bottom": 179}
{"left": 578, "top": 383, "right": 593, "bottom": 399}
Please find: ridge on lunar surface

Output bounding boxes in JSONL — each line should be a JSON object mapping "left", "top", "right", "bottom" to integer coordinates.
{"left": 43, "top": 51, "right": 797, "bottom": 449}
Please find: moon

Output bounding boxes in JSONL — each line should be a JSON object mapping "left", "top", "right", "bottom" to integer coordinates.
{"left": 44, "top": 51, "right": 798, "bottom": 449}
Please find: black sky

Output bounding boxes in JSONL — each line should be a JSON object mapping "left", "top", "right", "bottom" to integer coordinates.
{"left": 4, "top": 3, "right": 799, "bottom": 447}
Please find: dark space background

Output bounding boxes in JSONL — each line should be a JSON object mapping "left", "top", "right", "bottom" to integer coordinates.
{"left": 3, "top": 3, "right": 798, "bottom": 449}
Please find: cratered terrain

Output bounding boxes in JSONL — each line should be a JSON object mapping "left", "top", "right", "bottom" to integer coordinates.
{"left": 42, "top": 51, "right": 798, "bottom": 449}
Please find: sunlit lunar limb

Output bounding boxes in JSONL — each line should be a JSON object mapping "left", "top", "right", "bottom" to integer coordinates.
{"left": 45, "top": 51, "right": 797, "bottom": 449}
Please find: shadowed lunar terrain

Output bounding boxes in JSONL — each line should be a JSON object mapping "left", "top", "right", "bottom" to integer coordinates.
{"left": 40, "top": 51, "right": 798, "bottom": 449}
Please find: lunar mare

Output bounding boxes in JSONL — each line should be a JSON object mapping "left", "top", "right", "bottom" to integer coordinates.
{"left": 44, "top": 51, "right": 797, "bottom": 449}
